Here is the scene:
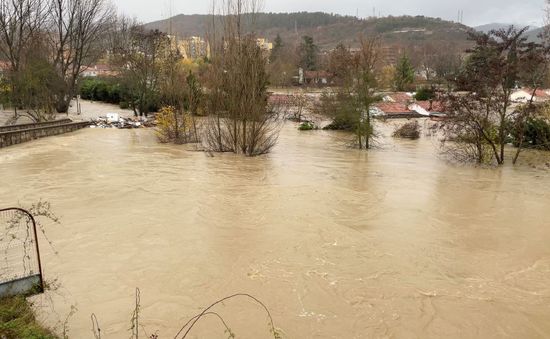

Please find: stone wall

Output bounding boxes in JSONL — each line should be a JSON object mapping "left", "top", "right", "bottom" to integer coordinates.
{"left": 0, "top": 119, "right": 73, "bottom": 133}
{"left": 0, "top": 121, "right": 90, "bottom": 148}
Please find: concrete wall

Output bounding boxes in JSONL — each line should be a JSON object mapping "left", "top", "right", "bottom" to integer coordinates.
{"left": 0, "top": 275, "right": 42, "bottom": 298}
{"left": 0, "top": 121, "right": 90, "bottom": 148}
{"left": 0, "top": 119, "right": 73, "bottom": 133}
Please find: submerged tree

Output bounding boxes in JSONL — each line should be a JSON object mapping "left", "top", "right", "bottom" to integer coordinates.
{"left": 202, "top": 0, "right": 281, "bottom": 156}
{"left": 320, "top": 36, "right": 381, "bottom": 149}
{"left": 441, "top": 27, "right": 550, "bottom": 165}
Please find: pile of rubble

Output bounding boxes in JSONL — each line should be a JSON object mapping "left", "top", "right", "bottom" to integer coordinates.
{"left": 89, "top": 113, "right": 156, "bottom": 129}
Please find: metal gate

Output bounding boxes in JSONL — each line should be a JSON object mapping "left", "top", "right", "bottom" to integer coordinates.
{"left": 0, "top": 208, "right": 44, "bottom": 297}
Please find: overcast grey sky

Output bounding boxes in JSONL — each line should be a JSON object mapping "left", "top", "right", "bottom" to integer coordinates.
{"left": 111, "top": 0, "right": 545, "bottom": 27}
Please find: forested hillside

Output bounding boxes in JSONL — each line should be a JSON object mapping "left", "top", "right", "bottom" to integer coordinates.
{"left": 145, "top": 12, "right": 473, "bottom": 49}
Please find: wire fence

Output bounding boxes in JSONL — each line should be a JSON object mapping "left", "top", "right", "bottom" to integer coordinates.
{"left": 0, "top": 208, "right": 43, "bottom": 291}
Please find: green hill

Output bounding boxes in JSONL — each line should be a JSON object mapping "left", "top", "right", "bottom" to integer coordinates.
{"left": 144, "top": 12, "right": 473, "bottom": 50}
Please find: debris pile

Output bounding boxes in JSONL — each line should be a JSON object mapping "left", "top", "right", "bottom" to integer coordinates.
{"left": 89, "top": 113, "right": 157, "bottom": 129}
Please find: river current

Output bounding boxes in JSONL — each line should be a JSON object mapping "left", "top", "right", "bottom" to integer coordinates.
{"left": 1, "top": 123, "right": 550, "bottom": 338}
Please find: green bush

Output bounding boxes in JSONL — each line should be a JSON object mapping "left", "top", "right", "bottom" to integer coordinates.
{"left": 298, "top": 121, "right": 317, "bottom": 130}
{"left": 515, "top": 117, "right": 550, "bottom": 150}
{"left": 414, "top": 87, "right": 434, "bottom": 101}
{"left": 79, "top": 78, "right": 122, "bottom": 105}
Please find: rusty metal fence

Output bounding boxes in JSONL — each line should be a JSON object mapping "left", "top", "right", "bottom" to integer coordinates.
{"left": 0, "top": 208, "right": 44, "bottom": 297}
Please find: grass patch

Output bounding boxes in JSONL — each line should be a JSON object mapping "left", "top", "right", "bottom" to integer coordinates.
{"left": 0, "top": 295, "right": 58, "bottom": 339}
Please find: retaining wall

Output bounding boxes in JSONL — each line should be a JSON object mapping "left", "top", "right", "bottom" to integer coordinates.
{"left": 0, "top": 119, "right": 73, "bottom": 133}
{"left": 0, "top": 275, "right": 42, "bottom": 298}
{"left": 0, "top": 121, "right": 90, "bottom": 148}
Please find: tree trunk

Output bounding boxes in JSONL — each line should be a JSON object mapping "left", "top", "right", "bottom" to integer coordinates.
{"left": 56, "top": 98, "right": 70, "bottom": 114}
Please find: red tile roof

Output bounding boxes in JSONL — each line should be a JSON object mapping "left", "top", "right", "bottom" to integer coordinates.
{"left": 268, "top": 94, "right": 293, "bottom": 105}
{"left": 534, "top": 89, "right": 550, "bottom": 99}
{"left": 375, "top": 102, "right": 411, "bottom": 114}
{"left": 520, "top": 88, "right": 550, "bottom": 100}
{"left": 386, "top": 92, "right": 413, "bottom": 103}
{"left": 415, "top": 100, "right": 445, "bottom": 112}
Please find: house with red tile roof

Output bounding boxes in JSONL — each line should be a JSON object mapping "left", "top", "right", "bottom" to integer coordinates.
{"left": 383, "top": 92, "right": 414, "bottom": 103}
{"left": 511, "top": 88, "right": 550, "bottom": 103}
{"left": 372, "top": 92, "right": 446, "bottom": 118}
{"left": 81, "top": 64, "right": 119, "bottom": 78}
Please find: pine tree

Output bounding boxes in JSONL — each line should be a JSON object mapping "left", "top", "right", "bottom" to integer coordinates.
{"left": 299, "top": 36, "right": 318, "bottom": 71}
{"left": 394, "top": 55, "right": 415, "bottom": 91}
{"left": 270, "top": 34, "right": 283, "bottom": 62}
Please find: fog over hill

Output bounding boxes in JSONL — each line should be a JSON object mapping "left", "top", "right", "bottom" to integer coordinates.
{"left": 474, "top": 23, "right": 540, "bottom": 33}
{"left": 473, "top": 23, "right": 546, "bottom": 42}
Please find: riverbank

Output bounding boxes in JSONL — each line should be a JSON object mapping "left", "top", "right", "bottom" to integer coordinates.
{"left": 0, "top": 296, "right": 58, "bottom": 339}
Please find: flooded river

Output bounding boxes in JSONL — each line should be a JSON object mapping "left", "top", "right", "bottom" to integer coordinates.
{"left": 1, "top": 123, "right": 550, "bottom": 338}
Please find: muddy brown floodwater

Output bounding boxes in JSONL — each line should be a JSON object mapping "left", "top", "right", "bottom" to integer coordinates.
{"left": 1, "top": 123, "right": 550, "bottom": 338}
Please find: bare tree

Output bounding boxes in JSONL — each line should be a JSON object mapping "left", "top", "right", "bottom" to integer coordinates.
{"left": 46, "top": 0, "right": 113, "bottom": 113}
{"left": 319, "top": 36, "right": 380, "bottom": 149}
{"left": 353, "top": 36, "right": 380, "bottom": 149}
{"left": 442, "top": 27, "right": 549, "bottom": 165}
{"left": 114, "top": 26, "right": 169, "bottom": 116}
{"left": 0, "top": 0, "right": 46, "bottom": 118}
{"left": 511, "top": 41, "right": 550, "bottom": 163}
{"left": 202, "top": 0, "right": 281, "bottom": 156}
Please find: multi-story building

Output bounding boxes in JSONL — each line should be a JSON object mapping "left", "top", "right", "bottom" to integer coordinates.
{"left": 379, "top": 45, "right": 404, "bottom": 66}
{"left": 256, "top": 38, "right": 273, "bottom": 52}
{"left": 177, "top": 36, "right": 210, "bottom": 60}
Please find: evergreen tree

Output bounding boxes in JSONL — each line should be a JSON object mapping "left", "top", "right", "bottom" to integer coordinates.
{"left": 394, "top": 55, "right": 415, "bottom": 91}
{"left": 270, "top": 34, "right": 283, "bottom": 62}
{"left": 299, "top": 36, "right": 318, "bottom": 71}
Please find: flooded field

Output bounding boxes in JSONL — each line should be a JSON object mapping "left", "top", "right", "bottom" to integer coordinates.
{"left": 1, "top": 123, "right": 550, "bottom": 338}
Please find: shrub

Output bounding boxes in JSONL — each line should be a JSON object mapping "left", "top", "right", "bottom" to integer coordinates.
{"left": 298, "top": 121, "right": 317, "bottom": 130}
{"left": 393, "top": 120, "right": 421, "bottom": 139}
{"left": 322, "top": 117, "right": 355, "bottom": 131}
{"left": 79, "top": 77, "right": 123, "bottom": 105}
{"left": 156, "top": 106, "right": 198, "bottom": 144}
{"left": 414, "top": 87, "right": 435, "bottom": 101}
{"left": 515, "top": 117, "right": 550, "bottom": 150}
